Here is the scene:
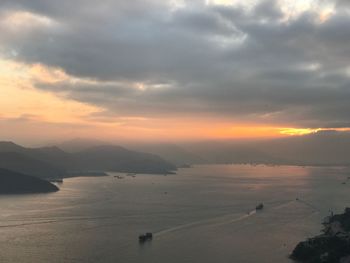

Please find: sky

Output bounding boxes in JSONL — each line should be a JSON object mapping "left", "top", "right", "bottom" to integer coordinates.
{"left": 1, "top": 0, "right": 350, "bottom": 144}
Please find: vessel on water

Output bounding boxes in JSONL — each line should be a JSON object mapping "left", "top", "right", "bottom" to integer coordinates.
{"left": 256, "top": 203, "right": 264, "bottom": 210}
{"left": 139, "top": 232, "right": 153, "bottom": 243}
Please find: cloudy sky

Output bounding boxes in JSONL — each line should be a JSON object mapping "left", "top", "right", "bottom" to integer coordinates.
{"left": 1, "top": 0, "right": 350, "bottom": 143}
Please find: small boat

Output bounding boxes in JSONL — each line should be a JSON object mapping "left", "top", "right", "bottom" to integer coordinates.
{"left": 256, "top": 203, "right": 264, "bottom": 210}
{"left": 50, "top": 178, "right": 63, "bottom": 183}
{"left": 139, "top": 232, "right": 153, "bottom": 243}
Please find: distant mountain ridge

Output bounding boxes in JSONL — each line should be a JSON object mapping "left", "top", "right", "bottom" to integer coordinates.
{"left": 72, "top": 145, "right": 177, "bottom": 174}
{"left": 0, "top": 141, "right": 176, "bottom": 179}
{"left": 125, "top": 142, "right": 206, "bottom": 166}
{"left": 57, "top": 131, "right": 350, "bottom": 167}
{"left": 185, "top": 130, "right": 350, "bottom": 166}
{"left": 56, "top": 138, "right": 107, "bottom": 153}
{"left": 2, "top": 130, "right": 348, "bottom": 182}
{"left": 58, "top": 139, "right": 206, "bottom": 166}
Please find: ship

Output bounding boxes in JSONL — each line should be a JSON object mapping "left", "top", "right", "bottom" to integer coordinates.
{"left": 256, "top": 203, "right": 264, "bottom": 210}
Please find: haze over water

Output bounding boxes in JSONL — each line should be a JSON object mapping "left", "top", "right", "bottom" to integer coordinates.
{"left": 1, "top": 164, "right": 350, "bottom": 263}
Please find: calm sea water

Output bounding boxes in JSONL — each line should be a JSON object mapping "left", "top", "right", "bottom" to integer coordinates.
{"left": 1, "top": 164, "right": 350, "bottom": 263}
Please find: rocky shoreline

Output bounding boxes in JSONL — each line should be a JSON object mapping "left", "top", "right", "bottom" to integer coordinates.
{"left": 290, "top": 208, "right": 350, "bottom": 263}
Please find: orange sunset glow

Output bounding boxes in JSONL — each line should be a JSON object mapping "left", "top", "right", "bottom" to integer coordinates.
{"left": 0, "top": 57, "right": 349, "bottom": 143}
{"left": 1, "top": 0, "right": 350, "bottom": 145}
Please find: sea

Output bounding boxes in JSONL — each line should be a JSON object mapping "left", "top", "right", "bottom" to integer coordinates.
{"left": 1, "top": 164, "right": 350, "bottom": 263}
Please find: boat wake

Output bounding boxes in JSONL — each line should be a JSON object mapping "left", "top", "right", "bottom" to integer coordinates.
{"left": 155, "top": 198, "right": 318, "bottom": 237}
{"left": 155, "top": 208, "right": 258, "bottom": 237}
{"left": 0, "top": 215, "right": 115, "bottom": 229}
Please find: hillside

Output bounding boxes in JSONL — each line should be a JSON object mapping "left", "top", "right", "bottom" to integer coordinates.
{"left": 0, "top": 168, "right": 59, "bottom": 194}
{"left": 56, "top": 138, "right": 107, "bottom": 153}
{"left": 0, "top": 141, "right": 177, "bottom": 178}
{"left": 125, "top": 143, "right": 206, "bottom": 166}
{"left": 73, "top": 145, "right": 177, "bottom": 174}
{"left": 0, "top": 152, "right": 66, "bottom": 179}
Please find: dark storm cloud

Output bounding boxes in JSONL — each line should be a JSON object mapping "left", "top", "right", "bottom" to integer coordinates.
{"left": 1, "top": 0, "right": 350, "bottom": 128}
{"left": 250, "top": 0, "right": 284, "bottom": 20}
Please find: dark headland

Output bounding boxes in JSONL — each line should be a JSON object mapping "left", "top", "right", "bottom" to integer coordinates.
{"left": 0, "top": 168, "right": 59, "bottom": 194}
{"left": 290, "top": 208, "right": 350, "bottom": 263}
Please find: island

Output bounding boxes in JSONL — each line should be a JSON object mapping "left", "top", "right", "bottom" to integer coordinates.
{"left": 0, "top": 168, "right": 59, "bottom": 194}
{"left": 290, "top": 208, "right": 350, "bottom": 263}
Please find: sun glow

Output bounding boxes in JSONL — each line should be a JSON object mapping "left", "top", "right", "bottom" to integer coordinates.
{"left": 1, "top": 58, "right": 350, "bottom": 143}
{"left": 279, "top": 128, "right": 319, "bottom": 136}
{"left": 279, "top": 127, "right": 350, "bottom": 136}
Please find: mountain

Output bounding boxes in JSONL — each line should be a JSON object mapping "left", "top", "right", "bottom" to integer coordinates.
{"left": 0, "top": 141, "right": 177, "bottom": 178}
{"left": 0, "top": 152, "right": 65, "bottom": 179}
{"left": 57, "top": 138, "right": 107, "bottom": 153}
{"left": 186, "top": 142, "right": 285, "bottom": 164}
{"left": 59, "top": 139, "right": 206, "bottom": 167}
{"left": 27, "top": 146, "right": 78, "bottom": 171}
{"left": 73, "top": 145, "right": 177, "bottom": 174}
{"left": 261, "top": 130, "right": 350, "bottom": 165}
{"left": 0, "top": 168, "right": 59, "bottom": 194}
{"left": 125, "top": 143, "right": 206, "bottom": 166}
{"left": 2, "top": 130, "right": 349, "bottom": 180}
{"left": 186, "top": 131, "right": 350, "bottom": 166}
{"left": 0, "top": 142, "right": 76, "bottom": 170}
{"left": 0, "top": 141, "right": 24, "bottom": 152}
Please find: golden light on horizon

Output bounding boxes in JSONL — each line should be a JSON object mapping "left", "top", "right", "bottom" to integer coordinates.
{"left": 279, "top": 127, "right": 350, "bottom": 136}
{"left": 279, "top": 128, "right": 319, "bottom": 136}
{"left": 1, "top": 58, "right": 350, "bottom": 144}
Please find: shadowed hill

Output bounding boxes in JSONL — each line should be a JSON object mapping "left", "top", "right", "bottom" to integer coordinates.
{"left": 0, "top": 142, "right": 77, "bottom": 170}
{"left": 125, "top": 143, "right": 206, "bottom": 166}
{"left": 56, "top": 138, "right": 107, "bottom": 153}
{"left": 0, "top": 168, "right": 59, "bottom": 194}
{"left": 74, "top": 145, "right": 177, "bottom": 174}
{"left": 0, "top": 141, "right": 177, "bottom": 178}
{"left": 59, "top": 139, "right": 205, "bottom": 166}
{"left": 0, "top": 152, "right": 66, "bottom": 179}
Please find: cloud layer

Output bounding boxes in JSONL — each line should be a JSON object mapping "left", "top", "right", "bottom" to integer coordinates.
{"left": 1, "top": 0, "right": 350, "bottom": 130}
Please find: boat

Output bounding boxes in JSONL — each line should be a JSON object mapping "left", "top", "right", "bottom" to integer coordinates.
{"left": 256, "top": 203, "right": 264, "bottom": 210}
{"left": 49, "top": 178, "right": 63, "bottom": 183}
{"left": 139, "top": 232, "right": 153, "bottom": 243}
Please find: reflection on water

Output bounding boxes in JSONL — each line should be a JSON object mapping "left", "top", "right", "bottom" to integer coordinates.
{"left": 0, "top": 165, "right": 350, "bottom": 263}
